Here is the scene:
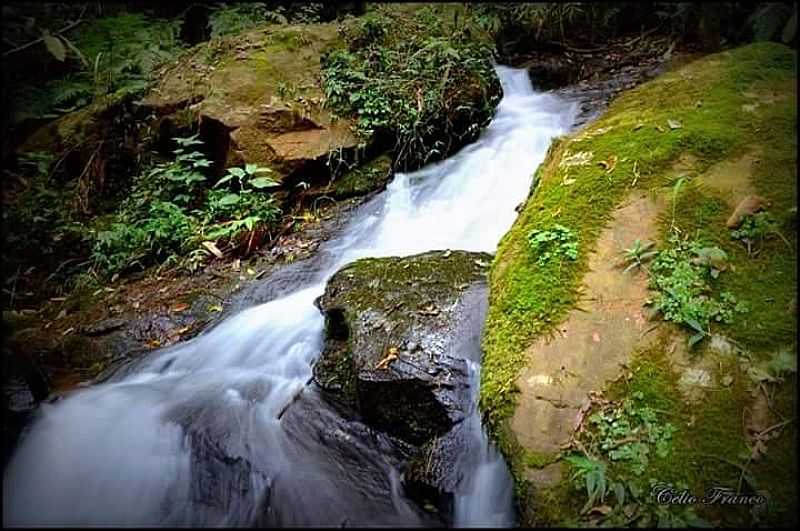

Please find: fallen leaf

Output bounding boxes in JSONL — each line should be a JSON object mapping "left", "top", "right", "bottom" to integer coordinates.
{"left": 592, "top": 332, "right": 601, "bottom": 343}
{"left": 375, "top": 346, "right": 400, "bottom": 370}
{"left": 208, "top": 304, "right": 223, "bottom": 313}
{"left": 61, "top": 327, "right": 75, "bottom": 336}
{"left": 232, "top": 258, "right": 241, "bottom": 272}
{"left": 202, "top": 241, "right": 224, "bottom": 259}
{"left": 56, "top": 309, "right": 67, "bottom": 320}
{"left": 246, "top": 267, "right": 256, "bottom": 276}
{"left": 598, "top": 155, "right": 618, "bottom": 174}
{"left": 667, "top": 119, "right": 682, "bottom": 130}
{"left": 173, "top": 303, "right": 190, "bottom": 313}
{"left": 50, "top": 296, "right": 66, "bottom": 302}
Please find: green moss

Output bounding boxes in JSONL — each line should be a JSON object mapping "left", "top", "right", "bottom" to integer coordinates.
{"left": 523, "top": 449, "right": 559, "bottom": 469}
{"left": 481, "top": 43, "right": 796, "bottom": 430}
{"left": 329, "top": 154, "right": 393, "bottom": 198}
{"left": 481, "top": 42, "right": 796, "bottom": 523}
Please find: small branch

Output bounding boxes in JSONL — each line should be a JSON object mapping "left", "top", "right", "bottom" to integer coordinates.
{"left": 546, "top": 40, "right": 607, "bottom": 54}
{"left": 3, "top": 5, "right": 88, "bottom": 57}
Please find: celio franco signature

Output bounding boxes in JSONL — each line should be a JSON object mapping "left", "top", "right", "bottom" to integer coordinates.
{"left": 651, "top": 484, "right": 767, "bottom": 506}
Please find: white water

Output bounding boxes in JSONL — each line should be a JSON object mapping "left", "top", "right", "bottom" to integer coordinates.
{"left": 4, "top": 66, "right": 577, "bottom": 527}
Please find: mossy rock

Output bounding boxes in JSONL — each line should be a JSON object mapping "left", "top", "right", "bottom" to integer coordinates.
{"left": 327, "top": 154, "right": 393, "bottom": 199}
{"left": 314, "top": 250, "right": 492, "bottom": 445}
{"left": 480, "top": 42, "right": 796, "bottom": 525}
{"left": 140, "top": 22, "right": 358, "bottom": 182}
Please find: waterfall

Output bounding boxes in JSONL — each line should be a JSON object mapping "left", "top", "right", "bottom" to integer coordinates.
{"left": 3, "top": 66, "right": 577, "bottom": 527}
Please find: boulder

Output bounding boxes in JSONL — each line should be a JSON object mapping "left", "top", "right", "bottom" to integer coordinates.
{"left": 139, "top": 23, "right": 359, "bottom": 183}
{"left": 314, "top": 250, "right": 492, "bottom": 517}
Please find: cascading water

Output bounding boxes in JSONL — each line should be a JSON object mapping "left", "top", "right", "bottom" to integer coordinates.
{"left": 3, "top": 66, "right": 577, "bottom": 527}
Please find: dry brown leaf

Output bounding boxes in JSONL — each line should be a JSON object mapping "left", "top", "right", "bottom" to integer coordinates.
{"left": 375, "top": 346, "right": 399, "bottom": 370}
{"left": 202, "top": 241, "right": 224, "bottom": 259}
{"left": 173, "top": 303, "right": 190, "bottom": 313}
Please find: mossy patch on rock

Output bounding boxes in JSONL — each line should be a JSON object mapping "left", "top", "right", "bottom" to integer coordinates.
{"left": 481, "top": 42, "right": 796, "bottom": 526}
{"left": 141, "top": 22, "right": 357, "bottom": 182}
{"left": 315, "top": 249, "right": 491, "bottom": 444}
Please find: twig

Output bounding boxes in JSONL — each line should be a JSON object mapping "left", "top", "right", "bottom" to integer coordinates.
{"left": 622, "top": 27, "right": 659, "bottom": 49}
{"left": 3, "top": 5, "right": 88, "bottom": 57}
{"left": 757, "top": 417, "right": 795, "bottom": 438}
{"left": 546, "top": 40, "right": 607, "bottom": 54}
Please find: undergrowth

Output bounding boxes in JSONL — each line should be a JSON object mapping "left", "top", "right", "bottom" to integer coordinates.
{"left": 88, "top": 135, "right": 281, "bottom": 276}
{"left": 321, "top": 5, "right": 500, "bottom": 169}
{"left": 9, "top": 13, "right": 184, "bottom": 123}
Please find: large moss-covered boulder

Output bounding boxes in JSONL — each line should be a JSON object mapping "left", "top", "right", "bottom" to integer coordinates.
{"left": 140, "top": 23, "right": 358, "bottom": 182}
{"left": 314, "top": 250, "right": 491, "bottom": 444}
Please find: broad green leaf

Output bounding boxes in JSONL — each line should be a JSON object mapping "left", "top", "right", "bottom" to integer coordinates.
{"left": 228, "top": 167, "right": 246, "bottom": 178}
{"left": 250, "top": 177, "right": 279, "bottom": 189}
{"left": 218, "top": 193, "right": 240, "bottom": 206}
{"left": 215, "top": 174, "right": 234, "bottom": 188}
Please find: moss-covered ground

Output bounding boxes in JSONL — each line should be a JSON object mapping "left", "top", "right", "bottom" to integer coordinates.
{"left": 480, "top": 42, "right": 797, "bottom": 526}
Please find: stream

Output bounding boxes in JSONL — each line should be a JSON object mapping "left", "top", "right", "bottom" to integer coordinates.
{"left": 3, "top": 66, "right": 578, "bottom": 527}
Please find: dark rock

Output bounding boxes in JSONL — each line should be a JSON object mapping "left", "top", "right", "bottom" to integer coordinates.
{"left": 314, "top": 250, "right": 491, "bottom": 445}
{"left": 82, "top": 318, "right": 127, "bottom": 336}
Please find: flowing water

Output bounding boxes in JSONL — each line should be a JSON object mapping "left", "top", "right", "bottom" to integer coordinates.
{"left": 3, "top": 66, "right": 577, "bottom": 527}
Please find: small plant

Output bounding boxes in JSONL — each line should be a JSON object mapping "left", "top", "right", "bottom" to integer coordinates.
{"left": 201, "top": 163, "right": 281, "bottom": 242}
{"left": 669, "top": 176, "right": 687, "bottom": 230}
{"left": 730, "top": 211, "right": 789, "bottom": 255}
{"left": 564, "top": 454, "right": 612, "bottom": 513}
{"left": 563, "top": 393, "right": 710, "bottom": 526}
{"left": 622, "top": 239, "right": 657, "bottom": 273}
{"left": 647, "top": 235, "right": 748, "bottom": 346}
{"left": 527, "top": 224, "right": 579, "bottom": 266}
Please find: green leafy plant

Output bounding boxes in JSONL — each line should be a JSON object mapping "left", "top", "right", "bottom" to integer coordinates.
{"left": 564, "top": 454, "right": 611, "bottom": 513}
{"left": 527, "top": 224, "right": 579, "bottom": 266}
{"left": 646, "top": 235, "right": 747, "bottom": 346}
{"left": 88, "top": 134, "right": 284, "bottom": 276}
{"left": 730, "top": 211, "right": 790, "bottom": 254}
{"left": 622, "top": 239, "right": 658, "bottom": 273}
{"left": 201, "top": 163, "right": 281, "bottom": 241}
{"left": 321, "top": 7, "right": 499, "bottom": 168}
{"left": 8, "top": 13, "right": 183, "bottom": 123}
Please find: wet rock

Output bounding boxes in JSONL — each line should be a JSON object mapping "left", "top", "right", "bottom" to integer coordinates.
{"left": 314, "top": 250, "right": 491, "bottom": 445}
{"left": 314, "top": 250, "right": 492, "bottom": 520}
{"left": 82, "top": 318, "right": 127, "bottom": 336}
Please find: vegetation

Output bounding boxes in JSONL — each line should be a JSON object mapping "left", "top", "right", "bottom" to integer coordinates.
{"left": 7, "top": 12, "right": 184, "bottom": 123}
{"left": 1, "top": 3, "right": 797, "bottom": 527}
{"left": 321, "top": 5, "right": 500, "bottom": 168}
{"left": 647, "top": 235, "right": 748, "bottom": 347}
{"left": 527, "top": 224, "right": 579, "bottom": 266}
{"left": 88, "top": 134, "right": 281, "bottom": 276}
